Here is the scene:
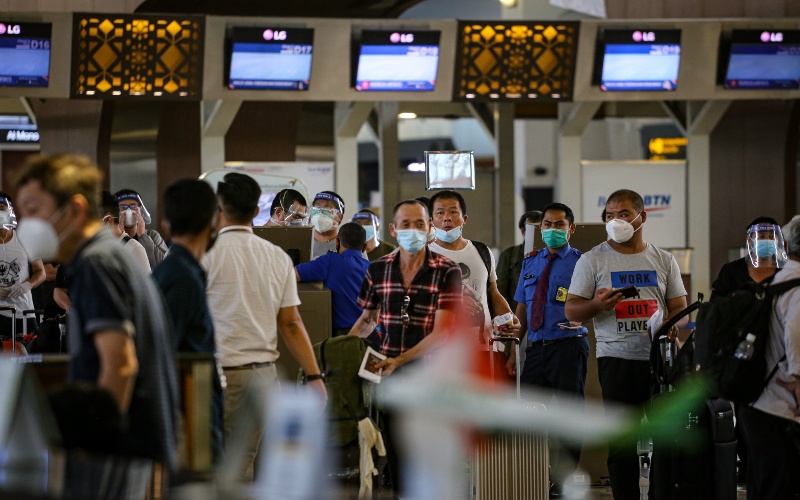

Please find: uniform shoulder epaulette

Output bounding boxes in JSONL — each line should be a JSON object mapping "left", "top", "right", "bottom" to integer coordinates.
{"left": 523, "top": 250, "right": 538, "bottom": 259}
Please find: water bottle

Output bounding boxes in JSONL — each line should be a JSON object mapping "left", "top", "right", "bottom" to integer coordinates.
{"left": 733, "top": 333, "right": 756, "bottom": 360}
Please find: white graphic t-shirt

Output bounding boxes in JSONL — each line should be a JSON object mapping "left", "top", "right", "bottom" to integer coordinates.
{"left": 0, "top": 232, "right": 34, "bottom": 318}
{"left": 569, "top": 242, "right": 686, "bottom": 361}
{"left": 429, "top": 240, "right": 497, "bottom": 346}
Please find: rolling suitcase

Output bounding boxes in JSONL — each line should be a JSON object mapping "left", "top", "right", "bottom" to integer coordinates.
{"left": 471, "top": 335, "right": 549, "bottom": 500}
{"left": 0, "top": 306, "right": 27, "bottom": 356}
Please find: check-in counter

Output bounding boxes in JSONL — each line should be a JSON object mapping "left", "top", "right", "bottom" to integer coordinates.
{"left": 275, "top": 282, "right": 332, "bottom": 381}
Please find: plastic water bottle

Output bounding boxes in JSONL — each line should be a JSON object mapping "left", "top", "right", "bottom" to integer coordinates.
{"left": 734, "top": 333, "right": 756, "bottom": 360}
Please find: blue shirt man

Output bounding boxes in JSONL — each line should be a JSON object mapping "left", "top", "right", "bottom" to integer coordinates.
{"left": 296, "top": 222, "right": 370, "bottom": 335}
{"left": 510, "top": 202, "right": 588, "bottom": 499}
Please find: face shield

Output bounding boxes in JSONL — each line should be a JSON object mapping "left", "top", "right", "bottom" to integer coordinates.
{"left": 746, "top": 223, "right": 788, "bottom": 269}
{"left": 351, "top": 212, "right": 378, "bottom": 242}
{"left": 117, "top": 193, "right": 152, "bottom": 225}
{"left": 0, "top": 196, "right": 17, "bottom": 229}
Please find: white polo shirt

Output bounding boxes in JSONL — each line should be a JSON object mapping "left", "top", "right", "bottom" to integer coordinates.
{"left": 202, "top": 225, "right": 300, "bottom": 367}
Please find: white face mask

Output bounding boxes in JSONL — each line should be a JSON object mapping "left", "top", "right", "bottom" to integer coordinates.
{"left": 606, "top": 213, "right": 643, "bottom": 244}
{"left": 0, "top": 210, "right": 10, "bottom": 227}
{"left": 123, "top": 208, "right": 135, "bottom": 227}
{"left": 17, "top": 218, "right": 60, "bottom": 261}
{"left": 311, "top": 213, "right": 335, "bottom": 233}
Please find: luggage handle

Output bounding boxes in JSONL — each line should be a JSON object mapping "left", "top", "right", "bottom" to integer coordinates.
{"left": 0, "top": 306, "right": 16, "bottom": 354}
{"left": 488, "top": 335, "right": 522, "bottom": 399}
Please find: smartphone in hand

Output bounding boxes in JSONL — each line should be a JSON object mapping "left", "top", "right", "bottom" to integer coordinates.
{"left": 613, "top": 285, "right": 639, "bottom": 299}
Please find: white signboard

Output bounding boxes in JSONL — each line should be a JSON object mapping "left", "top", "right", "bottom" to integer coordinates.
{"left": 580, "top": 160, "right": 686, "bottom": 248}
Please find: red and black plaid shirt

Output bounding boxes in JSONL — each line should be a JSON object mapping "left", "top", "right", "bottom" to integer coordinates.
{"left": 358, "top": 248, "right": 462, "bottom": 358}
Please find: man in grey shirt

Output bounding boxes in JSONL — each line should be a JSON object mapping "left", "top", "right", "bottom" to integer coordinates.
{"left": 566, "top": 189, "right": 687, "bottom": 500}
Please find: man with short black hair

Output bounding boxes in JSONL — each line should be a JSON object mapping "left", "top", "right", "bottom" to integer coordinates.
{"left": 153, "top": 179, "right": 223, "bottom": 465}
{"left": 101, "top": 191, "right": 150, "bottom": 272}
{"left": 496, "top": 210, "right": 543, "bottom": 312}
{"left": 203, "top": 172, "right": 327, "bottom": 481}
{"left": 351, "top": 209, "right": 397, "bottom": 261}
{"left": 264, "top": 188, "right": 308, "bottom": 227}
{"left": 310, "top": 190, "right": 345, "bottom": 259}
{"left": 296, "top": 222, "right": 370, "bottom": 337}
{"left": 115, "top": 188, "right": 168, "bottom": 268}
{"left": 739, "top": 214, "right": 800, "bottom": 499}
{"left": 566, "top": 188, "right": 688, "bottom": 500}
{"left": 428, "top": 189, "right": 520, "bottom": 360}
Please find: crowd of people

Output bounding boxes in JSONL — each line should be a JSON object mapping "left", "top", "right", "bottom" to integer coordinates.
{"left": 2, "top": 153, "right": 798, "bottom": 499}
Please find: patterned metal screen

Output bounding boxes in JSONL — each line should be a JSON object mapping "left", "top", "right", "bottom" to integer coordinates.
{"left": 453, "top": 21, "right": 579, "bottom": 102}
{"left": 72, "top": 14, "right": 204, "bottom": 99}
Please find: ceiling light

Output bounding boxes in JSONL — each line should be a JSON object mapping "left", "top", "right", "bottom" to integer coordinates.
{"left": 398, "top": 112, "right": 417, "bottom": 119}
{"left": 499, "top": 0, "right": 517, "bottom": 6}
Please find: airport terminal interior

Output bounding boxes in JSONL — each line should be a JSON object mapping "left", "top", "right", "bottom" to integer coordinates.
{"left": 0, "top": 0, "right": 798, "bottom": 498}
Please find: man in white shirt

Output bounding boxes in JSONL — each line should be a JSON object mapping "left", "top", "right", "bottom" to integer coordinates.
{"left": 740, "top": 215, "right": 800, "bottom": 499}
{"left": 203, "top": 172, "right": 327, "bottom": 481}
{"left": 427, "top": 190, "right": 520, "bottom": 370}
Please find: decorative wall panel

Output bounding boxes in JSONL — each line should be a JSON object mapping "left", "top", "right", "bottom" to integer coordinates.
{"left": 72, "top": 13, "right": 204, "bottom": 99}
{"left": 454, "top": 21, "right": 579, "bottom": 101}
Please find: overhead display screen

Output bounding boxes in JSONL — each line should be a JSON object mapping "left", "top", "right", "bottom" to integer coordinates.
{"left": 594, "top": 29, "right": 681, "bottom": 92}
{"left": 723, "top": 30, "right": 800, "bottom": 90}
{"left": 0, "top": 22, "right": 51, "bottom": 88}
{"left": 227, "top": 27, "right": 314, "bottom": 90}
{"left": 355, "top": 30, "right": 440, "bottom": 92}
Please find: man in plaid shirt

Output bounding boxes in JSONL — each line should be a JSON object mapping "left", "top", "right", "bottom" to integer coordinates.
{"left": 348, "top": 199, "right": 462, "bottom": 374}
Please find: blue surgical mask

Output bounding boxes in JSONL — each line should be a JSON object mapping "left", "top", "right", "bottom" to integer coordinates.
{"left": 541, "top": 228, "right": 569, "bottom": 249}
{"left": 434, "top": 225, "right": 462, "bottom": 243}
{"left": 756, "top": 240, "right": 777, "bottom": 258}
{"left": 395, "top": 229, "right": 428, "bottom": 253}
{"left": 364, "top": 225, "right": 376, "bottom": 241}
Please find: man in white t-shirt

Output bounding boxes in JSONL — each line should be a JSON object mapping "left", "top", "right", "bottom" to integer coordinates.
{"left": 427, "top": 190, "right": 519, "bottom": 370}
{"left": 203, "top": 173, "right": 327, "bottom": 481}
{"left": 565, "top": 189, "right": 687, "bottom": 500}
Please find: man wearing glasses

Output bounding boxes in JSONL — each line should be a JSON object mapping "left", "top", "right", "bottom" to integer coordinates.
{"left": 115, "top": 189, "right": 169, "bottom": 268}
{"left": 263, "top": 188, "right": 309, "bottom": 227}
{"left": 507, "top": 202, "right": 587, "bottom": 499}
{"left": 347, "top": 199, "right": 462, "bottom": 494}
{"left": 310, "top": 191, "right": 345, "bottom": 260}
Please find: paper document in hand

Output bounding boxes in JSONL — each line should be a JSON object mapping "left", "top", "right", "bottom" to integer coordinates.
{"left": 358, "top": 347, "right": 386, "bottom": 383}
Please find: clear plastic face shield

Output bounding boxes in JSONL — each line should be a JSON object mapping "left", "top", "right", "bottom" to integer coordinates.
{"left": 271, "top": 191, "right": 310, "bottom": 227}
{"left": 117, "top": 193, "right": 152, "bottom": 225}
{"left": 310, "top": 193, "right": 344, "bottom": 233}
{"left": 0, "top": 197, "right": 17, "bottom": 230}
{"left": 351, "top": 212, "right": 378, "bottom": 242}
{"left": 746, "top": 223, "right": 788, "bottom": 269}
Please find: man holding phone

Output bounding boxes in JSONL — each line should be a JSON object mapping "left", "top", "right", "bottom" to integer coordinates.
{"left": 506, "top": 202, "right": 587, "bottom": 499}
{"left": 565, "top": 189, "right": 687, "bottom": 500}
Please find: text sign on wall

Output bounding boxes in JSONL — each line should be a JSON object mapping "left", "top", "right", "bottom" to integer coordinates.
{"left": 580, "top": 160, "right": 686, "bottom": 248}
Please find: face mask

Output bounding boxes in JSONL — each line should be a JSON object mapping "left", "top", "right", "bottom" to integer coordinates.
{"left": 605, "top": 213, "right": 643, "bottom": 244}
{"left": 0, "top": 210, "right": 10, "bottom": 227}
{"left": 123, "top": 208, "right": 135, "bottom": 227}
{"left": 434, "top": 225, "right": 462, "bottom": 244}
{"left": 310, "top": 213, "right": 335, "bottom": 233}
{"left": 755, "top": 240, "right": 777, "bottom": 258}
{"left": 541, "top": 228, "right": 569, "bottom": 249}
{"left": 395, "top": 229, "right": 428, "bottom": 253}
{"left": 17, "top": 219, "right": 59, "bottom": 261}
{"left": 427, "top": 227, "right": 435, "bottom": 243}
{"left": 364, "top": 225, "right": 376, "bottom": 241}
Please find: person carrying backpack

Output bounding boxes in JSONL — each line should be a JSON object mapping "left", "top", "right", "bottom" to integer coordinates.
{"left": 739, "top": 215, "right": 800, "bottom": 499}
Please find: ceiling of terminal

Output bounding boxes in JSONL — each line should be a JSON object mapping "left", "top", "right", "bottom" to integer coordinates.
{"left": 135, "top": 0, "right": 424, "bottom": 18}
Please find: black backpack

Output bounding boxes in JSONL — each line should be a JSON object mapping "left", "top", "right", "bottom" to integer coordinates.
{"left": 694, "top": 277, "right": 800, "bottom": 404}
{"left": 472, "top": 240, "right": 495, "bottom": 317}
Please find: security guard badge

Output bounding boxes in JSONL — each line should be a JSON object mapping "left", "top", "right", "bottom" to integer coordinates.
{"left": 555, "top": 287, "right": 569, "bottom": 303}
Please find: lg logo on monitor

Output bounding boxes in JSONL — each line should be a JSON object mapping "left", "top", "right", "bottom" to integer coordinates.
{"left": 0, "top": 24, "right": 22, "bottom": 35}
{"left": 761, "top": 31, "right": 783, "bottom": 43}
{"left": 263, "top": 29, "right": 287, "bottom": 41}
{"left": 632, "top": 31, "right": 656, "bottom": 43}
{"left": 390, "top": 32, "right": 415, "bottom": 44}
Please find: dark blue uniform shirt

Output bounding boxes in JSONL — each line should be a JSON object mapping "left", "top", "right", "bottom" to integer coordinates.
{"left": 296, "top": 249, "right": 370, "bottom": 330}
{"left": 514, "top": 243, "right": 587, "bottom": 343}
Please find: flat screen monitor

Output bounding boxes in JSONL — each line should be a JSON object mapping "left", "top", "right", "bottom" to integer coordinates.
{"left": 253, "top": 227, "right": 313, "bottom": 266}
{"left": 424, "top": 151, "right": 475, "bottom": 190}
{"left": 593, "top": 29, "right": 681, "bottom": 92}
{"left": 355, "top": 30, "right": 440, "bottom": 92}
{"left": 226, "top": 27, "right": 314, "bottom": 90}
{"left": 0, "top": 22, "right": 51, "bottom": 88}
{"left": 722, "top": 30, "right": 800, "bottom": 90}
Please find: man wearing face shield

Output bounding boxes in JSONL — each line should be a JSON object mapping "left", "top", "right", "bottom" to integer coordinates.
{"left": 310, "top": 191, "right": 345, "bottom": 260}
{"left": 351, "top": 209, "right": 397, "bottom": 261}
{"left": 114, "top": 189, "right": 169, "bottom": 268}
{"left": 100, "top": 191, "right": 150, "bottom": 273}
{"left": 566, "top": 189, "right": 688, "bottom": 500}
{"left": 15, "top": 155, "right": 179, "bottom": 497}
{"left": 0, "top": 192, "right": 46, "bottom": 338}
{"left": 263, "top": 188, "right": 308, "bottom": 227}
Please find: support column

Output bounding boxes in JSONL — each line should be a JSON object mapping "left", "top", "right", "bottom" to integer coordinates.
{"left": 377, "top": 102, "right": 400, "bottom": 242}
{"left": 556, "top": 102, "right": 602, "bottom": 219}
{"left": 201, "top": 100, "right": 241, "bottom": 174}
{"left": 494, "top": 102, "right": 515, "bottom": 249}
{"left": 334, "top": 101, "right": 373, "bottom": 223}
{"left": 157, "top": 101, "right": 202, "bottom": 226}
{"left": 685, "top": 100, "right": 730, "bottom": 298}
